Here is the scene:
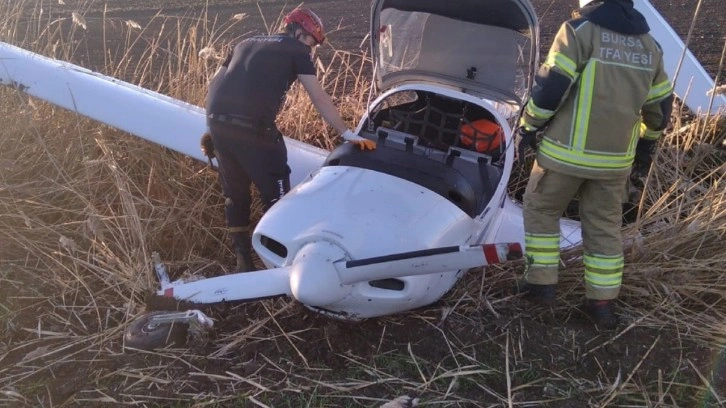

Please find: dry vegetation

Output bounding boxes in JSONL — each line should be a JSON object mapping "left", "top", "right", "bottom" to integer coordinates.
{"left": 1, "top": 1, "right": 726, "bottom": 407}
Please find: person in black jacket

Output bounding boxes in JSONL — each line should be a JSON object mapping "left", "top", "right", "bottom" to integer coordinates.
{"left": 205, "top": 8, "right": 375, "bottom": 271}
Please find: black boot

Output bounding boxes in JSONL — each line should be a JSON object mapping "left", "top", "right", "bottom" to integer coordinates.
{"left": 583, "top": 299, "right": 618, "bottom": 330}
{"left": 230, "top": 231, "right": 255, "bottom": 272}
{"left": 513, "top": 279, "right": 556, "bottom": 306}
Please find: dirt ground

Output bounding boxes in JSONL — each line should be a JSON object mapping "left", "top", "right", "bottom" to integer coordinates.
{"left": 53, "top": 0, "right": 725, "bottom": 81}
{"left": 2, "top": 1, "right": 725, "bottom": 407}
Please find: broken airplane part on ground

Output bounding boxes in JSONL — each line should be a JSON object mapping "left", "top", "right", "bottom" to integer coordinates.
{"left": 1, "top": 0, "right": 723, "bottom": 349}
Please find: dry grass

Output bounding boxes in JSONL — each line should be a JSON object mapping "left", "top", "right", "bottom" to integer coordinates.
{"left": 1, "top": 1, "right": 726, "bottom": 407}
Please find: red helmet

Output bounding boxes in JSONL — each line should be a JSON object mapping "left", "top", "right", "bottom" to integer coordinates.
{"left": 284, "top": 8, "right": 326, "bottom": 45}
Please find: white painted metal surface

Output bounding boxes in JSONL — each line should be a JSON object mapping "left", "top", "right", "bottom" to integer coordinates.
{"left": 253, "top": 165, "right": 478, "bottom": 303}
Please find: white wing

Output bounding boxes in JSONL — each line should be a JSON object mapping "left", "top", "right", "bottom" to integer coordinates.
{"left": 0, "top": 42, "right": 327, "bottom": 186}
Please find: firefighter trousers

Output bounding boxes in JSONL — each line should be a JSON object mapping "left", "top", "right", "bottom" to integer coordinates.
{"left": 522, "top": 161, "right": 627, "bottom": 300}
{"left": 208, "top": 120, "right": 291, "bottom": 232}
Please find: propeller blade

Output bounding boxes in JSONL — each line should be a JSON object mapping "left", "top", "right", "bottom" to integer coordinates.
{"left": 156, "top": 242, "right": 521, "bottom": 306}
{"left": 336, "top": 243, "right": 522, "bottom": 285}
{"left": 158, "top": 267, "right": 292, "bottom": 303}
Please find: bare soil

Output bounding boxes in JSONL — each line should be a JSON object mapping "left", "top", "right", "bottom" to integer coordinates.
{"left": 34, "top": 0, "right": 726, "bottom": 81}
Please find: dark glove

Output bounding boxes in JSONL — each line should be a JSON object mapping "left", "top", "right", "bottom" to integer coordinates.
{"left": 631, "top": 138, "right": 657, "bottom": 180}
{"left": 200, "top": 132, "right": 215, "bottom": 159}
{"left": 514, "top": 126, "right": 538, "bottom": 164}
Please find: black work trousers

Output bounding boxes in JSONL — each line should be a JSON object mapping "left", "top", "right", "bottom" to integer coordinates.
{"left": 208, "top": 120, "right": 291, "bottom": 230}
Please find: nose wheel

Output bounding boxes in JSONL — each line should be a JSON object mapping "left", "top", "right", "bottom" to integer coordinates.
{"left": 124, "top": 310, "right": 214, "bottom": 350}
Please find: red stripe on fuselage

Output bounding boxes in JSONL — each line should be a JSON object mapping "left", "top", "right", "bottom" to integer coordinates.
{"left": 483, "top": 244, "right": 500, "bottom": 264}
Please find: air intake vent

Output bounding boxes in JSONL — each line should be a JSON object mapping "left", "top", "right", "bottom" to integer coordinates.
{"left": 260, "top": 235, "right": 287, "bottom": 258}
{"left": 369, "top": 279, "right": 405, "bottom": 291}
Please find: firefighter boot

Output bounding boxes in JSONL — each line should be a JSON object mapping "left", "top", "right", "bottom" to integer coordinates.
{"left": 513, "top": 279, "right": 556, "bottom": 306}
{"left": 583, "top": 299, "right": 618, "bottom": 330}
{"left": 231, "top": 232, "right": 255, "bottom": 272}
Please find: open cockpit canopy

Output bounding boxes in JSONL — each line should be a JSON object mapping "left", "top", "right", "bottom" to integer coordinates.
{"left": 371, "top": 0, "right": 539, "bottom": 107}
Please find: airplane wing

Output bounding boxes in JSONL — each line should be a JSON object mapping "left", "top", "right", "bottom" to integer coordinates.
{"left": 634, "top": 0, "right": 725, "bottom": 115}
{"left": 0, "top": 42, "right": 327, "bottom": 187}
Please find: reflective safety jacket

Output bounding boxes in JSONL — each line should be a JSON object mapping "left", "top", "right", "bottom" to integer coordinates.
{"left": 521, "top": 1, "right": 673, "bottom": 179}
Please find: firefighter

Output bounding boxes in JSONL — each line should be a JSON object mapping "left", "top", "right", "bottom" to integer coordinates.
{"left": 205, "top": 7, "right": 375, "bottom": 272}
{"left": 514, "top": 0, "right": 673, "bottom": 328}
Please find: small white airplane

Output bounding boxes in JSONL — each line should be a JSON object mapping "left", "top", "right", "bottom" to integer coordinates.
{"left": 1, "top": 0, "right": 722, "bottom": 349}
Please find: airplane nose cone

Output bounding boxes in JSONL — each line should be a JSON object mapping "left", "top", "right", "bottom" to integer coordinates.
{"left": 289, "top": 242, "right": 350, "bottom": 307}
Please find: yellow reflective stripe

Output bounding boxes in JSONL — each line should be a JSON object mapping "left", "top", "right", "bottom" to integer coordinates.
{"left": 525, "top": 234, "right": 560, "bottom": 249}
{"left": 585, "top": 271, "right": 623, "bottom": 287}
{"left": 526, "top": 248, "right": 559, "bottom": 257}
{"left": 585, "top": 261, "right": 624, "bottom": 271}
{"left": 585, "top": 253, "right": 623, "bottom": 287}
{"left": 647, "top": 79, "right": 673, "bottom": 103}
{"left": 527, "top": 251, "right": 560, "bottom": 264}
{"left": 546, "top": 52, "right": 577, "bottom": 79}
{"left": 529, "top": 256, "right": 560, "bottom": 266}
{"left": 573, "top": 62, "right": 596, "bottom": 150}
{"left": 540, "top": 138, "right": 635, "bottom": 169}
{"left": 630, "top": 124, "right": 640, "bottom": 150}
{"left": 525, "top": 100, "right": 555, "bottom": 121}
{"left": 519, "top": 116, "right": 540, "bottom": 131}
{"left": 584, "top": 253, "right": 624, "bottom": 261}
{"left": 525, "top": 234, "right": 560, "bottom": 266}
{"left": 642, "top": 129, "right": 661, "bottom": 140}
{"left": 639, "top": 123, "right": 662, "bottom": 140}
{"left": 585, "top": 281, "right": 622, "bottom": 289}
{"left": 525, "top": 233, "right": 560, "bottom": 240}
{"left": 584, "top": 254, "right": 624, "bottom": 270}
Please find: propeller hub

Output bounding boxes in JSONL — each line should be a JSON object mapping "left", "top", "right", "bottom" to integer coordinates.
{"left": 289, "top": 241, "right": 350, "bottom": 307}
